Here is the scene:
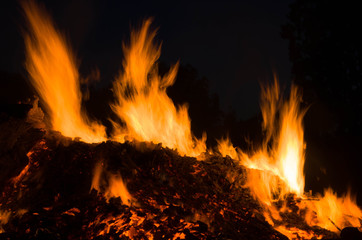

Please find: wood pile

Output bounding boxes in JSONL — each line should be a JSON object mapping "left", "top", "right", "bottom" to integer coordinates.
{"left": 0, "top": 110, "right": 354, "bottom": 239}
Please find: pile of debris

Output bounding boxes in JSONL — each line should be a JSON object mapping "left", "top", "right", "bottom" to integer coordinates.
{"left": 0, "top": 111, "right": 347, "bottom": 239}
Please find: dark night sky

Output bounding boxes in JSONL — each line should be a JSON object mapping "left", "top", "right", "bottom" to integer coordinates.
{"left": 0, "top": 0, "right": 293, "bottom": 120}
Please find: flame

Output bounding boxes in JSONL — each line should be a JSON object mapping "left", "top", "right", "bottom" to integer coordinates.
{"left": 22, "top": 2, "right": 204, "bottom": 155}
{"left": 243, "top": 79, "right": 306, "bottom": 197}
{"left": 105, "top": 174, "right": 133, "bottom": 206}
{"left": 90, "top": 162, "right": 103, "bottom": 192}
{"left": 22, "top": 1, "right": 106, "bottom": 143}
{"left": 217, "top": 79, "right": 307, "bottom": 234}
{"left": 111, "top": 19, "right": 206, "bottom": 157}
{"left": 303, "top": 188, "right": 362, "bottom": 232}
{"left": 218, "top": 78, "right": 362, "bottom": 237}
{"left": 216, "top": 137, "right": 238, "bottom": 160}
{"left": 219, "top": 78, "right": 306, "bottom": 202}
{"left": 19, "top": 2, "right": 362, "bottom": 238}
{"left": 91, "top": 162, "right": 133, "bottom": 206}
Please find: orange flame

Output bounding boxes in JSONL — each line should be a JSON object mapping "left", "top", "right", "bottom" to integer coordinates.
{"left": 303, "top": 188, "right": 362, "bottom": 232}
{"left": 21, "top": 2, "right": 362, "bottom": 237}
{"left": 23, "top": 1, "right": 106, "bottom": 143}
{"left": 243, "top": 79, "right": 306, "bottom": 197}
{"left": 216, "top": 137, "right": 238, "bottom": 160}
{"left": 218, "top": 78, "right": 362, "bottom": 236}
{"left": 105, "top": 174, "right": 133, "bottom": 206}
{"left": 90, "top": 162, "right": 103, "bottom": 192}
{"left": 91, "top": 162, "right": 133, "bottom": 206}
{"left": 111, "top": 20, "right": 206, "bottom": 157}
{"left": 219, "top": 78, "right": 306, "bottom": 201}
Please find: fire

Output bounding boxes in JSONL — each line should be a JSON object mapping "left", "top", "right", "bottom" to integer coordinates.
{"left": 11, "top": 1, "right": 361, "bottom": 239}
{"left": 105, "top": 174, "right": 133, "bottom": 206}
{"left": 217, "top": 79, "right": 308, "bottom": 234}
{"left": 90, "top": 162, "right": 103, "bottom": 192}
{"left": 22, "top": 2, "right": 204, "bottom": 154}
{"left": 22, "top": 1, "right": 106, "bottom": 143}
{"left": 242, "top": 79, "right": 306, "bottom": 198}
{"left": 111, "top": 20, "right": 206, "bottom": 157}
{"left": 218, "top": 78, "right": 362, "bottom": 237}
{"left": 303, "top": 188, "right": 362, "bottom": 232}
{"left": 91, "top": 162, "right": 133, "bottom": 206}
{"left": 216, "top": 137, "right": 238, "bottom": 160}
{"left": 219, "top": 78, "right": 306, "bottom": 202}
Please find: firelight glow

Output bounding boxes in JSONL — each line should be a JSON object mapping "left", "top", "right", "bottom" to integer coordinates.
{"left": 111, "top": 19, "right": 206, "bottom": 157}
{"left": 218, "top": 79, "right": 306, "bottom": 199}
{"left": 23, "top": 1, "right": 106, "bottom": 143}
{"left": 91, "top": 162, "right": 133, "bottom": 206}
{"left": 20, "top": 1, "right": 362, "bottom": 238}
{"left": 217, "top": 79, "right": 362, "bottom": 236}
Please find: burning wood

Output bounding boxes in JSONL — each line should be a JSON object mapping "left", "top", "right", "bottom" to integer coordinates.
{"left": 0, "top": 112, "right": 354, "bottom": 239}
{"left": 1, "top": 1, "right": 362, "bottom": 239}
{"left": 0, "top": 117, "right": 290, "bottom": 239}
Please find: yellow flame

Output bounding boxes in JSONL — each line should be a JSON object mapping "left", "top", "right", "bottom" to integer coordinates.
{"left": 219, "top": 78, "right": 306, "bottom": 200}
{"left": 216, "top": 137, "right": 238, "bottom": 160}
{"left": 105, "top": 174, "right": 133, "bottom": 206}
{"left": 303, "top": 188, "right": 362, "bottom": 232}
{"left": 218, "top": 78, "right": 362, "bottom": 236}
{"left": 21, "top": 3, "right": 362, "bottom": 237}
{"left": 23, "top": 1, "right": 106, "bottom": 143}
{"left": 246, "top": 79, "right": 306, "bottom": 196}
{"left": 91, "top": 162, "right": 133, "bottom": 206}
{"left": 274, "top": 84, "right": 306, "bottom": 195}
{"left": 217, "top": 79, "right": 307, "bottom": 232}
{"left": 111, "top": 19, "right": 206, "bottom": 157}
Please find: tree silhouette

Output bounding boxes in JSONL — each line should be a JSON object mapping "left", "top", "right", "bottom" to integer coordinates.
{"left": 282, "top": 0, "right": 362, "bottom": 136}
{"left": 281, "top": 0, "right": 362, "bottom": 200}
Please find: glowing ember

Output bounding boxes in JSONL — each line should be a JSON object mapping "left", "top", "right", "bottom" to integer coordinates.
{"left": 22, "top": 1, "right": 106, "bottom": 143}
{"left": 275, "top": 225, "right": 323, "bottom": 240}
{"left": 0, "top": 210, "right": 10, "bottom": 233}
{"left": 111, "top": 19, "right": 206, "bottom": 157}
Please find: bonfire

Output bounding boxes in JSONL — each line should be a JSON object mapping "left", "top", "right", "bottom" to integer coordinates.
{"left": 1, "top": 1, "right": 361, "bottom": 239}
